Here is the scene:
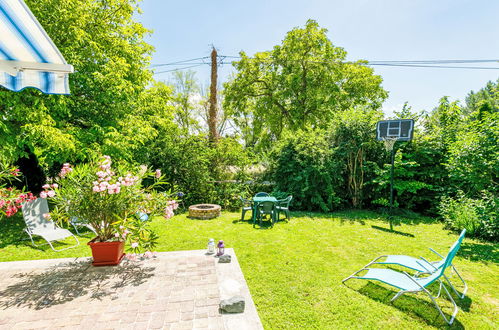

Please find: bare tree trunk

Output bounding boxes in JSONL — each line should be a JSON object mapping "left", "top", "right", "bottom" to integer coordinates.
{"left": 208, "top": 47, "right": 219, "bottom": 144}
{"left": 347, "top": 147, "right": 364, "bottom": 208}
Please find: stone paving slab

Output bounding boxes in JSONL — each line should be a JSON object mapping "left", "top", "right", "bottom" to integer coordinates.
{"left": 0, "top": 249, "right": 262, "bottom": 330}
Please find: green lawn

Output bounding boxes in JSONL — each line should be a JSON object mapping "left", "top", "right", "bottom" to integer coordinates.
{"left": 1, "top": 210, "right": 497, "bottom": 329}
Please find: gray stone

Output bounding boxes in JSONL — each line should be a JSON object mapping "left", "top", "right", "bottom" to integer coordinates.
{"left": 219, "top": 296, "right": 245, "bottom": 313}
{"left": 218, "top": 254, "right": 231, "bottom": 263}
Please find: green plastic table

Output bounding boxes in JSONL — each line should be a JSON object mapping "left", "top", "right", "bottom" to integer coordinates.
{"left": 252, "top": 196, "right": 277, "bottom": 224}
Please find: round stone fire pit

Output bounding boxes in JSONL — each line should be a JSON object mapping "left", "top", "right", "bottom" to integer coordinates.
{"left": 189, "top": 204, "right": 221, "bottom": 219}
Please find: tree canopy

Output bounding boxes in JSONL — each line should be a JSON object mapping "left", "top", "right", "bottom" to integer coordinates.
{"left": 223, "top": 20, "right": 387, "bottom": 149}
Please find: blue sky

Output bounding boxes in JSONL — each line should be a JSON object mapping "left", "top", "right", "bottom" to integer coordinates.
{"left": 138, "top": 0, "right": 499, "bottom": 115}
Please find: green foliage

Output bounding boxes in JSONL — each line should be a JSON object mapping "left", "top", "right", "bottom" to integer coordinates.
{"left": 330, "top": 107, "right": 383, "bottom": 207}
{"left": 224, "top": 19, "right": 387, "bottom": 150}
{"left": 439, "top": 191, "right": 498, "bottom": 241}
{"left": 270, "top": 129, "right": 343, "bottom": 212}
{"left": 0, "top": 0, "right": 154, "bottom": 170}
{"left": 372, "top": 150, "right": 433, "bottom": 209}
{"left": 170, "top": 70, "right": 202, "bottom": 133}
{"left": 464, "top": 78, "right": 499, "bottom": 115}
{"left": 147, "top": 132, "right": 252, "bottom": 210}
{"left": 446, "top": 110, "right": 498, "bottom": 195}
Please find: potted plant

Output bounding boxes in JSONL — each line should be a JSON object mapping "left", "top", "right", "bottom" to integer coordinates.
{"left": 45, "top": 156, "right": 177, "bottom": 266}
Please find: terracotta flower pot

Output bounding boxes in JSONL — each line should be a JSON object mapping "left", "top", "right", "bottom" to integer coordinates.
{"left": 88, "top": 238, "right": 125, "bottom": 266}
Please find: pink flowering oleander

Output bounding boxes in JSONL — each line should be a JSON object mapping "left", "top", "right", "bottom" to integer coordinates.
{"left": 42, "top": 184, "right": 51, "bottom": 189}
{"left": 39, "top": 191, "right": 47, "bottom": 198}
{"left": 42, "top": 156, "right": 173, "bottom": 252}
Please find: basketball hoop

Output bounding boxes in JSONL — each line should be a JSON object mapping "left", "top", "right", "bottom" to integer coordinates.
{"left": 375, "top": 119, "right": 415, "bottom": 231}
{"left": 382, "top": 136, "right": 398, "bottom": 152}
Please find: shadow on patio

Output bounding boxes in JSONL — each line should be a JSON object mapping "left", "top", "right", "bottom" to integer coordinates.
{"left": 0, "top": 260, "right": 155, "bottom": 310}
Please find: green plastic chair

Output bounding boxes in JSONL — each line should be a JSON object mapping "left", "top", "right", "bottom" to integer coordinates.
{"left": 239, "top": 196, "right": 253, "bottom": 221}
{"left": 342, "top": 230, "right": 466, "bottom": 325}
{"left": 254, "top": 192, "right": 269, "bottom": 197}
{"left": 276, "top": 195, "right": 293, "bottom": 220}
{"left": 255, "top": 201, "right": 277, "bottom": 227}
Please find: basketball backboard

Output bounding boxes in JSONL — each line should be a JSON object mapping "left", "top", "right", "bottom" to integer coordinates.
{"left": 376, "top": 119, "right": 414, "bottom": 141}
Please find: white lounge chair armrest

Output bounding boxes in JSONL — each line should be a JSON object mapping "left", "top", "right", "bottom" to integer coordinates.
{"left": 429, "top": 248, "right": 444, "bottom": 258}
{"left": 418, "top": 257, "right": 438, "bottom": 271}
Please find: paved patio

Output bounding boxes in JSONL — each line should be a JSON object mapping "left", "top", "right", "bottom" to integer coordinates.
{"left": 0, "top": 249, "right": 262, "bottom": 330}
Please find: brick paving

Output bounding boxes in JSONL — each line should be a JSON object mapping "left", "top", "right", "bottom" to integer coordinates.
{"left": 0, "top": 249, "right": 262, "bottom": 330}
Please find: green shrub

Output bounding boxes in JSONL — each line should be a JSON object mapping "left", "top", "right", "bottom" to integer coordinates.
{"left": 439, "top": 191, "right": 498, "bottom": 241}
{"left": 270, "top": 129, "right": 343, "bottom": 212}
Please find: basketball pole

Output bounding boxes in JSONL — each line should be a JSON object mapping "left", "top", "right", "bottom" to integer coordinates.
{"left": 389, "top": 143, "right": 395, "bottom": 231}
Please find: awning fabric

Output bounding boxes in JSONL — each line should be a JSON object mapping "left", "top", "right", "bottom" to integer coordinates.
{"left": 0, "top": 0, "right": 73, "bottom": 94}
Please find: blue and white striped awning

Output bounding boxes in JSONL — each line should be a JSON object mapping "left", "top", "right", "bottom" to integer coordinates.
{"left": 0, "top": 0, "right": 73, "bottom": 94}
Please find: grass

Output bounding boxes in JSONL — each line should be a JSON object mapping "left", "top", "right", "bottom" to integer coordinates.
{"left": 0, "top": 210, "right": 498, "bottom": 329}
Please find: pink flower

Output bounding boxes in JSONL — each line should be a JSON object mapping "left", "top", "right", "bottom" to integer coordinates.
{"left": 164, "top": 206, "right": 174, "bottom": 219}
{"left": 42, "top": 184, "right": 51, "bottom": 189}
{"left": 51, "top": 183, "right": 58, "bottom": 189}
{"left": 42, "top": 213, "right": 50, "bottom": 219}
{"left": 92, "top": 186, "right": 100, "bottom": 193}
{"left": 131, "top": 242, "right": 139, "bottom": 249}
{"left": 40, "top": 191, "right": 47, "bottom": 198}
{"left": 114, "top": 233, "right": 119, "bottom": 237}
{"left": 155, "top": 169, "right": 161, "bottom": 178}
{"left": 114, "top": 186, "right": 121, "bottom": 194}
{"left": 96, "top": 171, "right": 106, "bottom": 178}
{"left": 47, "top": 190, "right": 56, "bottom": 198}
{"left": 168, "top": 200, "right": 179, "bottom": 210}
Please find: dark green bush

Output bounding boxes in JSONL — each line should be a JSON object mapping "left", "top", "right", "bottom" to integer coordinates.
{"left": 270, "top": 129, "right": 343, "bottom": 212}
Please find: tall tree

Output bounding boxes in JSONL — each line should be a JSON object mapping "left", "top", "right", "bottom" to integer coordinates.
{"left": 170, "top": 70, "right": 201, "bottom": 134}
{"left": 223, "top": 19, "right": 387, "bottom": 149}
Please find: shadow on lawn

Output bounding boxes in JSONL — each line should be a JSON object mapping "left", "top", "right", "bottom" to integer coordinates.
{"left": 232, "top": 215, "right": 289, "bottom": 229}
{"left": 371, "top": 225, "right": 415, "bottom": 238}
{"left": 0, "top": 215, "right": 29, "bottom": 249}
{"left": 458, "top": 242, "right": 498, "bottom": 264}
{"left": 0, "top": 260, "right": 155, "bottom": 310}
{"left": 352, "top": 282, "right": 469, "bottom": 328}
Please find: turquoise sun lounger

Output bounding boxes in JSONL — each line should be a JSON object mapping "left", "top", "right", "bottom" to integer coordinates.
{"left": 342, "top": 230, "right": 466, "bottom": 325}
{"left": 364, "top": 229, "right": 467, "bottom": 299}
